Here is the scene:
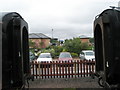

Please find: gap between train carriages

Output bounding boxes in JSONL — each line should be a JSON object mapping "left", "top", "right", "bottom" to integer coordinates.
{"left": 30, "top": 60, "right": 95, "bottom": 79}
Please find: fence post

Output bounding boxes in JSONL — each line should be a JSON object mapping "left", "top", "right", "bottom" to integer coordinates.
{"left": 47, "top": 61, "right": 49, "bottom": 79}
{"left": 35, "top": 61, "right": 38, "bottom": 79}
{"left": 62, "top": 61, "right": 65, "bottom": 78}
{"left": 68, "top": 61, "right": 70, "bottom": 78}
{"left": 59, "top": 61, "right": 61, "bottom": 78}
{"left": 41, "top": 62, "right": 44, "bottom": 79}
{"left": 53, "top": 61, "right": 55, "bottom": 78}
{"left": 74, "top": 60, "right": 76, "bottom": 78}
{"left": 56, "top": 61, "right": 58, "bottom": 78}
{"left": 50, "top": 61, "right": 52, "bottom": 78}
{"left": 65, "top": 61, "right": 67, "bottom": 78}
{"left": 83, "top": 60, "right": 86, "bottom": 77}
{"left": 38, "top": 61, "right": 41, "bottom": 79}
{"left": 92, "top": 59, "right": 94, "bottom": 73}
{"left": 71, "top": 60, "right": 73, "bottom": 78}
{"left": 44, "top": 61, "right": 47, "bottom": 79}
{"left": 80, "top": 60, "right": 82, "bottom": 77}
{"left": 77, "top": 60, "right": 80, "bottom": 77}
{"left": 89, "top": 60, "right": 92, "bottom": 76}
{"left": 86, "top": 60, "right": 88, "bottom": 76}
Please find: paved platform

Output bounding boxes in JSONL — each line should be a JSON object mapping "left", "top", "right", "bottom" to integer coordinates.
{"left": 28, "top": 77, "right": 102, "bottom": 88}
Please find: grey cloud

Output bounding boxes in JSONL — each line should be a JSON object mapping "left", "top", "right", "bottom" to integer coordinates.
{"left": 0, "top": 0, "right": 119, "bottom": 40}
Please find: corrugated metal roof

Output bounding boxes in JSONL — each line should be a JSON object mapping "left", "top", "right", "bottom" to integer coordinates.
{"left": 29, "top": 33, "right": 51, "bottom": 39}
{"left": 79, "top": 35, "right": 90, "bottom": 39}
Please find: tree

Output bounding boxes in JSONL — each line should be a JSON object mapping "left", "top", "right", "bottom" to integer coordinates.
{"left": 81, "top": 42, "right": 90, "bottom": 50}
{"left": 64, "top": 37, "right": 91, "bottom": 55}
{"left": 64, "top": 37, "right": 81, "bottom": 54}
{"left": 29, "top": 40, "right": 36, "bottom": 48}
{"left": 89, "top": 38, "right": 94, "bottom": 44}
{"left": 53, "top": 46, "right": 63, "bottom": 57}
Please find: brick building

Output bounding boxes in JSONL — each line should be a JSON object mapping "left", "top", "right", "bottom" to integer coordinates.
{"left": 29, "top": 33, "right": 51, "bottom": 48}
{"left": 79, "top": 35, "right": 90, "bottom": 43}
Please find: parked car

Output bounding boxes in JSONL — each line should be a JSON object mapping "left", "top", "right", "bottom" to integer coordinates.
{"left": 58, "top": 52, "right": 73, "bottom": 61}
{"left": 37, "top": 53, "right": 52, "bottom": 62}
{"left": 58, "top": 52, "right": 73, "bottom": 67}
{"left": 79, "top": 50, "right": 95, "bottom": 60}
{"left": 29, "top": 52, "right": 36, "bottom": 61}
{"left": 37, "top": 53, "right": 52, "bottom": 68}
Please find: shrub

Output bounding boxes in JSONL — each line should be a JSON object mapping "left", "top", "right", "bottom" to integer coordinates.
{"left": 71, "top": 53, "right": 78, "bottom": 58}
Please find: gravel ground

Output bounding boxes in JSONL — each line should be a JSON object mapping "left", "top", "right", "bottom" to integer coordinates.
{"left": 29, "top": 77, "right": 102, "bottom": 88}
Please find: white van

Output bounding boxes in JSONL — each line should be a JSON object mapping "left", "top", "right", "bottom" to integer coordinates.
{"left": 79, "top": 50, "right": 95, "bottom": 60}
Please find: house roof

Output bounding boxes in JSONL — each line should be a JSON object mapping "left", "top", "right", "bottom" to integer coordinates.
{"left": 29, "top": 33, "right": 51, "bottom": 39}
{"left": 79, "top": 35, "right": 90, "bottom": 39}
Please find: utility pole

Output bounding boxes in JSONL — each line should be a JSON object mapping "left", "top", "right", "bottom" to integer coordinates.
{"left": 52, "top": 29, "right": 53, "bottom": 39}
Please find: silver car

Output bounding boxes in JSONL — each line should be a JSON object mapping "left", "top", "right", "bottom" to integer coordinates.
{"left": 79, "top": 50, "right": 95, "bottom": 60}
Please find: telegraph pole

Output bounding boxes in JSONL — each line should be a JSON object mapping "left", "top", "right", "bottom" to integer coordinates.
{"left": 52, "top": 29, "right": 53, "bottom": 39}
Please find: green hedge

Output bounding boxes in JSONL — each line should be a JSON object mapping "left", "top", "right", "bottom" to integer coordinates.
{"left": 71, "top": 53, "right": 78, "bottom": 58}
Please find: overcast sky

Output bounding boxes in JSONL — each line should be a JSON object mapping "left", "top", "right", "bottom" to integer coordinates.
{"left": 0, "top": 0, "right": 120, "bottom": 40}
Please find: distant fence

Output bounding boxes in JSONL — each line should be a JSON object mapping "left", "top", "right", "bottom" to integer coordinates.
{"left": 30, "top": 60, "right": 95, "bottom": 79}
